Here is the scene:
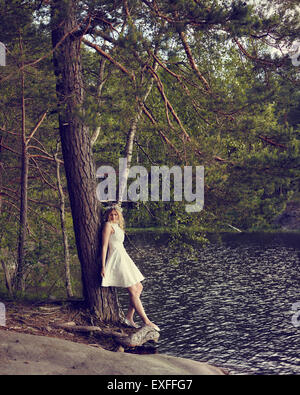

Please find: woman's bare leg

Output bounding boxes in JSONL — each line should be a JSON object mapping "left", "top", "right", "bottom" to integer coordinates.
{"left": 126, "top": 283, "right": 146, "bottom": 324}
{"left": 127, "top": 283, "right": 159, "bottom": 330}
{"left": 126, "top": 299, "right": 135, "bottom": 323}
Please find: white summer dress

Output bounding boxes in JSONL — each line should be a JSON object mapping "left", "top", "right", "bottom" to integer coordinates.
{"left": 101, "top": 222, "right": 145, "bottom": 288}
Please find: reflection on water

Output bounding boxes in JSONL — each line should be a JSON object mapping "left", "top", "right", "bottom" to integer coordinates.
{"left": 118, "top": 232, "right": 300, "bottom": 375}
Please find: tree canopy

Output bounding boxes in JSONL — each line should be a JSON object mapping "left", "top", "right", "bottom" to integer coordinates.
{"left": 0, "top": 0, "right": 299, "bottom": 302}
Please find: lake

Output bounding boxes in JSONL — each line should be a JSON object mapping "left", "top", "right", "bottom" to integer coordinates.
{"left": 118, "top": 232, "right": 300, "bottom": 375}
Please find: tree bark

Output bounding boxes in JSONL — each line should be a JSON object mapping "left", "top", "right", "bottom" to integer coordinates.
{"left": 54, "top": 144, "right": 73, "bottom": 298}
{"left": 1, "top": 259, "right": 13, "bottom": 296}
{"left": 16, "top": 45, "right": 28, "bottom": 293}
{"left": 50, "top": 0, "right": 123, "bottom": 321}
{"left": 91, "top": 57, "right": 107, "bottom": 147}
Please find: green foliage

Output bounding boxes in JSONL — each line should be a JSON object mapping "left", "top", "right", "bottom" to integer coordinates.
{"left": 0, "top": 0, "right": 299, "bottom": 300}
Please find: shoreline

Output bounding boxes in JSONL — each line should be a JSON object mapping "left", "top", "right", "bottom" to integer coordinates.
{"left": 0, "top": 300, "right": 227, "bottom": 375}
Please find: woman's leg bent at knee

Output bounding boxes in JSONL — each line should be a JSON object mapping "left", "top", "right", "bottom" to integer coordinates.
{"left": 127, "top": 282, "right": 160, "bottom": 331}
{"left": 127, "top": 282, "right": 149, "bottom": 324}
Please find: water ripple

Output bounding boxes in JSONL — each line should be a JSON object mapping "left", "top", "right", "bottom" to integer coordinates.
{"left": 119, "top": 233, "right": 300, "bottom": 375}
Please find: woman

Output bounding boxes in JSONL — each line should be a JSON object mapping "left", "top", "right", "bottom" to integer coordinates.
{"left": 101, "top": 205, "right": 160, "bottom": 331}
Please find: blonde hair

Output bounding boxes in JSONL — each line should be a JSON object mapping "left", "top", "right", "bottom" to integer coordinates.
{"left": 103, "top": 208, "right": 125, "bottom": 230}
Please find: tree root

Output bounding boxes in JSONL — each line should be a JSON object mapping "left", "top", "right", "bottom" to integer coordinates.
{"left": 53, "top": 321, "right": 160, "bottom": 347}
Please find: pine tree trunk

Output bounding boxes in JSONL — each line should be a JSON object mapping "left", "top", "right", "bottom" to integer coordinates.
{"left": 54, "top": 145, "right": 73, "bottom": 298}
{"left": 16, "top": 59, "right": 28, "bottom": 293}
{"left": 50, "top": 0, "right": 123, "bottom": 321}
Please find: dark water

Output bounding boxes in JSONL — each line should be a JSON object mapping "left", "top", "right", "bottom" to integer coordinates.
{"left": 119, "top": 232, "right": 300, "bottom": 375}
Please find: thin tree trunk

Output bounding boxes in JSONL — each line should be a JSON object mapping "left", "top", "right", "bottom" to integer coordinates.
{"left": 51, "top": 0, "right": 123, "bottom": 321}
{"left": 91, "top": 58, "right": 107, "bottom": 147}
{"left": 16, "top": 37, "right": 29, "bottom": 293}
{"left": 125, "top": 75, "right": 156, "bottom": 166}
{"left": 54, "top": 144, "right": 73, "bottom": 298}
{"left": 119, "top": 64, "right": 157, "bottom": 203}
{"left": 1, "top": 259, "right": 13, "bottom": 296}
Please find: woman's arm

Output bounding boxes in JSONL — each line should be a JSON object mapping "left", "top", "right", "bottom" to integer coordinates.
{"left": 101, "top": 222, "right": 112, "bottom": 277}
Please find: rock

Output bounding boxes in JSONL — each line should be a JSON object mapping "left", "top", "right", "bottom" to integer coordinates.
{"left": 274, "top": 200, "right": 300, "bottom": 230}
{"left": 0, "top": 329, "right": 225, "bottom": 375}
{"left": 116, "top": 325, "right": 160, "bottom": 347}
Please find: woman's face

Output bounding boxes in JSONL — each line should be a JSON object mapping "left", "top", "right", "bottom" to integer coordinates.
{"left": 108, "top": 210, "right": 119, "bottom": 223}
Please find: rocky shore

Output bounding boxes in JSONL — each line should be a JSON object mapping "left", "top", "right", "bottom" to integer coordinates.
{"left": 0, "top": 329, "right": 225, "bottom": 375}
{"left": 0, "top": 300, "right": 226, "bottom": 375}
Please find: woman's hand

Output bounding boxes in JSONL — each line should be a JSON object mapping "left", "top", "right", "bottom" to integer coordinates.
{"left": 101, "top": 222, "right": 112, "bottom": 279}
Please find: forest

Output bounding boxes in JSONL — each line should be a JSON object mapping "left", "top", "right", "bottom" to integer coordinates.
{"left": 0, "top": 0, "right": 299, "bottom": 318}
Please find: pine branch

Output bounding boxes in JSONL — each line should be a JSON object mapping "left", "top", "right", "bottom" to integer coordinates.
{"left": 233, "top": 38, "right": 285, "bottom": 67}
{"left": 140, "top": 103, "right": 183, "bottom": 160}
{"left": 0, "top": 141, "right": 21, "bottom": 156}
{"left": 26, "top": 111, "right": 47, "bottom": 144}
{"left": 0, "top": 17, "right": 89, "bottom": 84}
{"left": 147, "top": 64, "right": 191, "bottom": 142}
{"left": 29, "top": 157, "right": 58, "bottom": 191}
{"left": 258, "top": 135, "right": 287, "bottom": 149}
{"left": 82, "top": 38, "right": 135, "bottom": 82}
{"left": 179, "top": 31, "right": 211, "bottom": 93}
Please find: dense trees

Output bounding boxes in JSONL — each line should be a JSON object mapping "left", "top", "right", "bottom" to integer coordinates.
{"left": 0, "top": 0, "right": 299, "bottom": 318}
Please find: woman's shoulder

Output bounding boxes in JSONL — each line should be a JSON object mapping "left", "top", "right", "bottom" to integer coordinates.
{"left": 106, "top": 221, "right": 117, "bottom": 226}
{"left": 104, "top": 221, "right": 118, "bottom": 232}
{"left": 103, "top": 221, "right": 114, "bottom": 231}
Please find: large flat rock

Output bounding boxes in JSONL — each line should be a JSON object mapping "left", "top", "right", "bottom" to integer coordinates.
{"left": 0, "top": 329, "right": 224, "bottom": 375}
